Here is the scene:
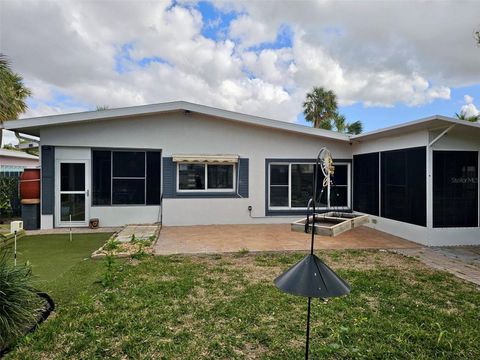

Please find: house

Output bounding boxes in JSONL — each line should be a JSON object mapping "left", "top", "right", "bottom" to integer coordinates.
{"left": 3, "top": 101, "right": 479, "bottom": 246}
{"left": 0, "top": 148, "right": 39, "bottom": 176}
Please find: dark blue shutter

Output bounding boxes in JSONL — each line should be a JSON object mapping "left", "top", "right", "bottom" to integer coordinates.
{"left": 41, "top": 146, "right": 55, "bottom": 215}
{"left": 162, "top": 157, "right": 176, "bottom": 198}
{"left": 238, "top": 158, "right": 249, "bottom": 198}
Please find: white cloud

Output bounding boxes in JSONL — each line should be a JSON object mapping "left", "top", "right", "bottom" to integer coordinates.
{"left": 464, "top": 94, "right": 474, "bottom": 104}
{"left": 460, "top": 95, "right": 479, "bottom": 119}
{"left": 0, "top": 0, "right": 478, "bottom": 127}
{"left": 229, "top": 15, "right": 278, "bottom": 48}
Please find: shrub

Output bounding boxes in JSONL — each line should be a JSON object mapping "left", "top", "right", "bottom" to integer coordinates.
{"left": 103, "top": 237, "right": 120, "bottom": 252}
{"left": 0, "top": 177, "right": 17, "bottom": 217}
{"left": 0, "top": 247, "right": 42, "bottom": 350}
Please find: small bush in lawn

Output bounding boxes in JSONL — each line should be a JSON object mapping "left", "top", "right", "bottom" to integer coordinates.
{"left": 235, "top": 248, "right": 250, "bottom": 257}
{"left": 0, "top": 247, "right": 43, "bottom": 351}
{"left": 101, "top": 255, "right": 120, "bottom": 287}
{"left": 103, "top": 238, "right": 120, "bottom": 252}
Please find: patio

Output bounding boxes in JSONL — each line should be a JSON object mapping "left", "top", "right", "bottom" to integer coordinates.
{"left": 154, "top": 224, "right": 420, "bottom": 255}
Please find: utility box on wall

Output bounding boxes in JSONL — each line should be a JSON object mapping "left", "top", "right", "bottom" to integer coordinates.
{"left": 10, "top": 220, "right": 24, "bottom": 233}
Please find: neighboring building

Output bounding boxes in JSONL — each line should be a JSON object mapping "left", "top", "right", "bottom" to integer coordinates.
{"left": 4, "top": 101, "right": 479, "bottom": 246}
{"left": 0, "top": 148, "right": 39, "bottom": 176}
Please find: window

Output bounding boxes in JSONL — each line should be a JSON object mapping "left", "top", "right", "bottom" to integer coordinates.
{"left": 381, "top": 147, "right": 426, "bottom": 226}
{"left": 353, "top": 153, "right": 379, "bottom": 215}
{"left": 330, "top": 164, "right": 349, "bottom": 207}
{"left": 433, "top": 151, "right": 478, "bottom": 228}
{"left": 270, "top": 164, "right": 289, "bottom": 206}
{"left": 112, "top": 151, "right": 145, "bottom": 205}
{"left": 208, "top": 165, "right": 234, "bottom": 189}
{"left": 92, "top": 150, "right": 161, "bottom": 206}
{"left": 268, "top": 162, "right": 350, "bottom": 210}
{"left": 177, "top": 163, "right": 235, "bottom": 191}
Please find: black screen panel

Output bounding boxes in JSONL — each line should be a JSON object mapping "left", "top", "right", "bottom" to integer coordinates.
{"left": 146, "top": 151, "right": 161, "bottom": 205}
{"left": 92, "top": 150, "right": 111, "bottom": 205}
{"left": 433, "top": 151, "right": 478, "bottom": 228}
{"left": 353, "top": 153, "right": 379, "bottom": 215}
{"left": 113, "top": 151, "right": 145, "bottom": 177}
{"left": 112, "top": 179, "right": 145, "bottom": 204}
{"left": 381, "top": 147, "right": 426, "bottom": 226}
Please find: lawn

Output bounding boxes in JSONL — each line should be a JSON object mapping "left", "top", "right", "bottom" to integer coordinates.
{"left": 6, "top": 249, "right": 480, "bottom": 359}
{"left": 8, "top": 232, "right": 113, "bottom": 281}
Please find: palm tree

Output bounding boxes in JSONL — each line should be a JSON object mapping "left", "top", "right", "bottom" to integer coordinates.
{"left": 455, "top": 110, "right": 479, "bottom": 123}
{"left": 303, "top": 87, "right": 337, "bottom": 130}
{"left": 332, "top": 114, "right": 363, "bottom": 135}
{"left": 303, "top": 86, "right": 363, "bottom": 134}
{"left": 0, "top": 54, "right": 32, "bottom": 147}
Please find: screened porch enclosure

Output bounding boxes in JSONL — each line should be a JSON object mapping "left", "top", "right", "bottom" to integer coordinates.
{"left": 353, "top": 147, "right": 479, "bottom": 229}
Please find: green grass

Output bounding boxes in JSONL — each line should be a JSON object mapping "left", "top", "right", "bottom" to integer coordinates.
{"left": 5, "top": 250, "right": 480, "bottom": 359}
{"left": 8, "top": 233, "right": 113, "bottom": 282}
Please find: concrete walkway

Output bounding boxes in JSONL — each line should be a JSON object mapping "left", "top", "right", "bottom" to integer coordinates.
{"left": 394, "top": 247, "right": 480, "bottom": 286}
{"left": 155, "top": 224, "right": 419, "bottom": 255}
{"left": 116, "top": 224, "right": 160, "bottom": 243}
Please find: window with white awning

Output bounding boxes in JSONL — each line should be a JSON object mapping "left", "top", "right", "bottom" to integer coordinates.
{"left": 172, "top": 154, "right": 239, "bottom": 192}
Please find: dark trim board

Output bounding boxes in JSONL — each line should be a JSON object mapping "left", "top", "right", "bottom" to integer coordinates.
{"left": 40, "top": 146, "right": 55, "bottom": 215}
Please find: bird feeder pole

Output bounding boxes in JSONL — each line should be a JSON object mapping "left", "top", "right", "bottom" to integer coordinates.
{"left": 275, "top": 147, "right": 350, "bottom": 360}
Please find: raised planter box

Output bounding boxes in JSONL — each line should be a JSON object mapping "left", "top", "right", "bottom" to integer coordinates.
{"left": 323, "top": 212, "right": 369, "bottom": 228}
{"left": 291, "top": 213, "right": 369, "bottom": 237}
{"left": 291, "top": 215, "right": 352, "bottom": 237}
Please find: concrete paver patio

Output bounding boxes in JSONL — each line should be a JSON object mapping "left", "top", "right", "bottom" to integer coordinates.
{"left": 154, "top": 224, "right": 420, "bottom": 255}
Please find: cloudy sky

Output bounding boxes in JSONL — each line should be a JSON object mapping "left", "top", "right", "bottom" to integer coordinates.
{"left": 1, "top": 0, "right": 479, "bottom": 144}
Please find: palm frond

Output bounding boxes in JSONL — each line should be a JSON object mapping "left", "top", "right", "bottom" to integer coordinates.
{"left": 346, "top": 120, "right": 363, "bottom": 135}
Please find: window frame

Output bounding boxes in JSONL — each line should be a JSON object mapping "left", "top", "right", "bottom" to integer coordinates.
{"left": 268, "top": 161, "right": 351, "bottom": 211}
{"left": 176, "top": 162, "right": 236, "bottom": 193}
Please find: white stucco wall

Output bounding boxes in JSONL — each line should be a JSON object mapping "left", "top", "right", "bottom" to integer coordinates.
{"left": 41, "top": 111, "right": 351, "bottom": 228}
{"left": 351, "top": 129, "right": 428, "bottom": 154}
